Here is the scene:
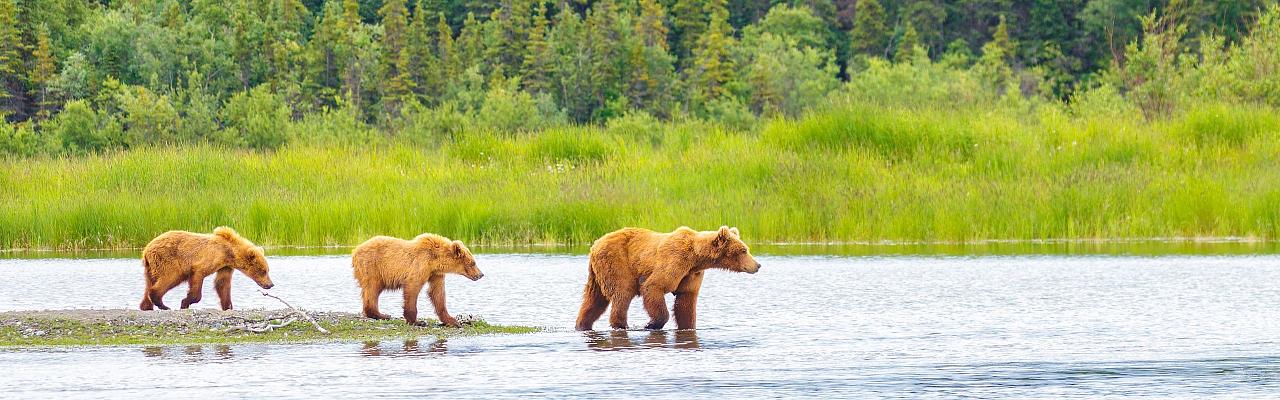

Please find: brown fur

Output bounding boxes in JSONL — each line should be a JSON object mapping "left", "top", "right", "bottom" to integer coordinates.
{"left": 139, "top": 227, "right": 274, "bottom": 311}
{"left": 575, "top": 226, "right": 761, "bottom": 331}
{"left": 351, "top": 233, "right": 484, "bottom": 327}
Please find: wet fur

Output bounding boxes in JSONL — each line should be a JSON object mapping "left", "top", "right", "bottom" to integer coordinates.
{"left": 139, "top": 227, "right": 273, "bottom": 311}
{"left": 351, "top": 233, "right": 482, "bottom": 327}
{"left": 576, "top": 226, "right": 760, "bottom": 331}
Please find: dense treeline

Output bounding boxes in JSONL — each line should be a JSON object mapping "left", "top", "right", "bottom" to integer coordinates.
{"left": 0, "top": 0, "right": 1277, "bottom": 155}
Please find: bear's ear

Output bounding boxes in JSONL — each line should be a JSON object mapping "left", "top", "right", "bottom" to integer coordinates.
{"left": 729, "top": 227, "right": 740, "bottom": 237}
{"left": 452, "top": 240, "right": 465, "bottom": 255}
{"left": 714, "top": 226, "right": 732, "bottom": 247}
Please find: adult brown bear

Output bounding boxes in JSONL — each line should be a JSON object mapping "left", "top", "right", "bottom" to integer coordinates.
{"left": 351, "top": 234, "right": 484, "bottom": 327}
{"left": 575, "top": 226, "right": 760, "bottom": 331}
{"left": 139, "top": 227, "right": 274, "bottom": 311}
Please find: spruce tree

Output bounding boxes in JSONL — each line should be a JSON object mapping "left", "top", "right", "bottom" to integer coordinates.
{"left": 688, "top": 0, "right": 734, "bottom": 102}
{"left": 522, "top": 1, "right": 551, "bottom": 94}
{"left": 30, "top": 26, "right": 56, "bottom": 119}
{"left": 894, "top": 22, "right": 920, "bottom": 62}
{"left": 849, "top": 0, "right": 889, "bottom": 58}
{"left": 671, "top": 0, "right": 706, "bottom": 61}
{"left": 379, "top": 0, "right": 413, "bottom": 108}
{"left": 436, "top": 12, "right": 458, "bottom": 79}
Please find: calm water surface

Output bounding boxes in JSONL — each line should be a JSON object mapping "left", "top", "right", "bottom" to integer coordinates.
{"left": 2, "top": 254, "right": 1280, "bottom": 398}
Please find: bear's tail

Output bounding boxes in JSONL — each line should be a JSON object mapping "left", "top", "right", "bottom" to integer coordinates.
{"left": 575, "top": 266, "right": 608, "bottom": 331}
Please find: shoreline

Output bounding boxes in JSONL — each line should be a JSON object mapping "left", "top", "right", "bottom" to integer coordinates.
{"left": 0, "top": 309, "right": 538, "bottom": 348}
{"left": 3, "top": 237, "right": 1279, "bottom": 258}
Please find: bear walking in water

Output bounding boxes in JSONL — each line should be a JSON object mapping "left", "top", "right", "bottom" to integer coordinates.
{"left": 576, "top": 226, "right": 761, "bottom": 331}
{"left": 351, "top": 234, "right": 484, "bottom": 327}
{"left": 139, "top": 227, "right": 274, "bottom": 311}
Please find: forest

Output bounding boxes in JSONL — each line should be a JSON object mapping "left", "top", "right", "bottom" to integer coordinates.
{"left": 0, "top": 0, "right": 1276, "bottom": 151}
{"left": 1, "top": 0, "right": 1280, "bottom": 248}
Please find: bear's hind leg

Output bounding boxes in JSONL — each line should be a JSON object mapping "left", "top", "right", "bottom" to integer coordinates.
{"left": 361, "top": 284, "right": 390, "bottom": 319}
{"left": 140, "top": 273, "right": 155, "bottom": 311}
{"left": 575, "top": 268, "right": 608, "bottom": 331}
{"left": 149, "top": 275, "right": 184, "bottom": 311}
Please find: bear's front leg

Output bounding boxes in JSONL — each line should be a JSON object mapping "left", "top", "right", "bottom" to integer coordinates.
{"left": 403, "top": 281, "right": 426, "bottom": 326}
{"left": 428, "top": 275, "right": 461, "bottom": 328}
{"left": 641, "top": 284, "right": 670, "bottom": 330}
{"left": 673, "top": 272, "right": 704, "bottom": 329}
{"left": 214, "top": 268, "right": 233, "bottom": 310}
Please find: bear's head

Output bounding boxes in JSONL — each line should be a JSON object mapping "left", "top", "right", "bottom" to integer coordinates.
{"left": 215, "top": 227, "right": 275, "bottom": 289}
{"left": 236, "top": 245, "right": 275, "bottom": 289}
{"left": 697, "top": 226, "right": 761, "bottom": 274}
{"left": 444, "top": 240, "right": 485, "bottom": 281}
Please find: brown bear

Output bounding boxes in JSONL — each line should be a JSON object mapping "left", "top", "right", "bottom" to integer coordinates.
{"left": 351, "top": 234, "right": 484, "bottom": 327}
{"left": 139, "top": 227, "right": 274, "bottom": 311}
{"left": 575, "top": 226, "right": 761, "bottom": 331}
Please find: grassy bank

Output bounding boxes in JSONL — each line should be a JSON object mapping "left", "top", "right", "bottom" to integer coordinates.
{"left": 3, "top": 99, "right": 1280, "bottom": 251}
{"left": 0, "top": 309, "right": 537, "bottom": 347}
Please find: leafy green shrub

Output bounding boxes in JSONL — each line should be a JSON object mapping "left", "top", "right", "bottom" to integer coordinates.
{"left": 291, "top": 98, "right": 379, "bottom": 147}
{"left": 0, "top": 120, "right": 41, "bottom": 156}
{"left": 117, "top": 85, "right": 179, "bottom": 147}
{"left": 702, "top": 96, "right": 757, "bottom": 132}
{"left": 49, "top": 100, "right": 113, "bottom": 154}
{"left": 398, "top": 101, "right": 469, "bottom": 146}
{"left": 605, "top": 110, "right": 664, "bottom": 147}
{"left": 473, "top": 85, "right": 565, "bottom": 134}
{"left": 218, "top": 86, "right": 290, "bottom": 150}
{"left": 739, "top": 34, "right": 840, "bottom": 117}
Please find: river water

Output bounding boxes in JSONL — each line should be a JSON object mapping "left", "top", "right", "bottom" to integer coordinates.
{"left": 2, "top": 254, "right": 1280, "bottom": 398}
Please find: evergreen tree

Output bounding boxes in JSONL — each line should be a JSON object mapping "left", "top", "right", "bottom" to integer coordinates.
{"left": 849, "top": 0, "right": 888, "bottom": 58}
{"left": 521, "top": 1, "right": 551, "bottom": 94}
{"left": 991, "top": 14, "right": 1014, "bottom": 65}
{"left": 379, "top": 0, "right": 412, "bottom": 111}
{"left": 894, "top": 22, "right": 920, "bottom": 62}
{"left": 637, "top": 0, "right": 669, "bottom": 50}
{"left": 630, "top": 0, "right": 676, "bottom": 115}
{"left": 456, "top": 12, "right": 484, "bottom": 72}
{"left": 688, "top": 0, "right": 735, "bottom": 103}
{"left": 30, "top": 26, "right": 56, "bottom": 119}
{"left": 585, "top": 0, "right": 624, "bottom": 116}
{"left": 307, "top": 0, "right": 345, "bottom": 106}
{"left": 671, "top": 0, "right": 706, "bottom": 61}
{"left": 436, "top": 12, "right": 458, "bottom": 79}
{"left": 407, "top": 0, "right": 442, "bottom": 100}
{"left": 0, "top": 0, "right": 25, "bottom": 107}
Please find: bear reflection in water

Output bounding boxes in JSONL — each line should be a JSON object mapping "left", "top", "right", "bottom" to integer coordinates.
{"left": 140, "top": 344, "right": 235, "bottom": 361}
{"left": 360, "top": 339, "right": 449, "bottom": 357}
{"left": 584, "top": 330, "right": 700, "bottom": 351}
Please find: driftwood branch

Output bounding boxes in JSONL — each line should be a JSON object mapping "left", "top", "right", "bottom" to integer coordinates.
{"left": 224, "top": 317, "right": 297, "bottom": 333}
{"left": 258, "top": 289, "right": 331, "bottom": 335}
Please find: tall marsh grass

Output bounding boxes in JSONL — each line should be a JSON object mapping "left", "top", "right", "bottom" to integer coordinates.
{"left": 3, "top": 100, "right": 1280, "bottom": 251}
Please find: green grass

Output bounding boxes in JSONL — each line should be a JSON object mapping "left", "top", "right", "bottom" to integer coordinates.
{"left": 3, "top": 100, "right": 1280, "bottom": 250}
{"left": 0, "top": 317, "right": 537, "bottom": 347}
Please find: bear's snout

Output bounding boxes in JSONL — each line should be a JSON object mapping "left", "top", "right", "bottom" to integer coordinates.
{"left": 259, "top": 282, "right": 275, "bottom": 289}
{"left": 746, "top": 262, "right": 761, "bottom": 274}
{"left": 470, "top": 273, "right": 485, "bottom": 281}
